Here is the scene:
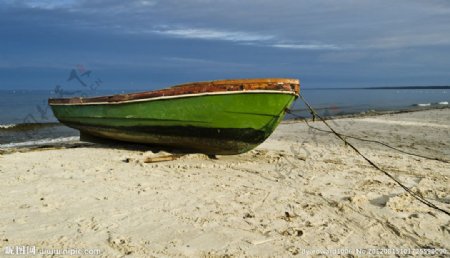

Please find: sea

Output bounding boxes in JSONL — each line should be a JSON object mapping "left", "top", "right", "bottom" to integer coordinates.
{"left": 0, "top": 88, "right": 449, "bottom": 148}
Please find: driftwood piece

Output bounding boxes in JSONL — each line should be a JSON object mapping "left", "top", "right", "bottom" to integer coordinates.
{"left": 143, "top": 154, "right": 182, "bottom": 163}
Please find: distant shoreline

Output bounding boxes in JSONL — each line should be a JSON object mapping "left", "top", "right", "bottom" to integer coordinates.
{"left": 303, "top": 86, "right": 450, "bottom": 90}
{"left": 366, "top": 86, "right": 450, "bottom": 89}
{"left": 286, "top": 104, "right": 450, "bottom": 122}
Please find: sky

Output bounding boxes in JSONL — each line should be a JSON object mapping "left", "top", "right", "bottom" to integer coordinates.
{"left": 1, "top": 0, "right": 450, "bottom": 90}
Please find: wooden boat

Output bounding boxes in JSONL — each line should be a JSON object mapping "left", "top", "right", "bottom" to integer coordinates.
{"left": 48, "top": 78, "right": 300, "bottom": 154}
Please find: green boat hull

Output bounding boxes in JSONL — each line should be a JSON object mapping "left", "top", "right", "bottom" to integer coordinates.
{"left": 50, "top": 92, "right": 296, "bottom": 154}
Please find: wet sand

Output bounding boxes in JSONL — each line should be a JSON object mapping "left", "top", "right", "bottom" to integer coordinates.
{"left": 0, "top": 108, "right": 449, "bottom": 257}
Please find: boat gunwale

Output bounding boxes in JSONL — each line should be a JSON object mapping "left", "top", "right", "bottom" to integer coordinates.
{"left": 48, "top": 78, "right": 300, "bottom": 105}
{"left": 48, "top": 90, "right": 298, "bottom": 106}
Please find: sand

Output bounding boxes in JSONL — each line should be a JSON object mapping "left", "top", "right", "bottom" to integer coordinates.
{"left": 0, "top": 108, "right": 449, "bottom": 257}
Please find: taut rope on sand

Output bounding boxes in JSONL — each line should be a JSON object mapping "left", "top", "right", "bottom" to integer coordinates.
{"left": 286, "top": 111, "right": 450, "bottom": 164}
{"left": 288, "top": 93, "right": 450, "bottom": 217}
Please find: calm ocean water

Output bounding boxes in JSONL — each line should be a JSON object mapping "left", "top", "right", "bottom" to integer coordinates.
{"left": 0, "top": 88, "right": 448, "bottom": 147}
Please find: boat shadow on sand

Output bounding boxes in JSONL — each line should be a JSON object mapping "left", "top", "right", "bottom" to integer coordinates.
{"left": 81, "top": 133, "right": 219, "bottom": 160}
{"left": 0, "top": 135, "right": 218, "bottom": 160}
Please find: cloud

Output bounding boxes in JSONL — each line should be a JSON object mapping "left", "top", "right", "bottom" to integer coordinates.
{"left": 4, "top": 0, "right": 78, "bottom": 9}
{"left": 5, "top": 0, "right": 449, "bottom": 51}
{"left": 2, "top": 0, "right": 157, "bottom": 11}
{"left": 152, "top": 27, "right": 273, "bottom": 42}
{"left": 151, "top": 26, "right": 344, "bottom": 51}
{"left": 272, "top": 43, "right": 342, "bottom": 50}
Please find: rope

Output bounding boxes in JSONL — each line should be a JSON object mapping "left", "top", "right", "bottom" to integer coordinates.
{"left": 286, "top": 111, "right": 450, "bottom": 164}
{"left": 291, "top": 93, "right": 450, "bottom": 217}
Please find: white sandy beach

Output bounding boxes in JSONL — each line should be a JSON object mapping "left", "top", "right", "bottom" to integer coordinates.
{"left": 0, "top": 108, "right": 449, "bottom": 257}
